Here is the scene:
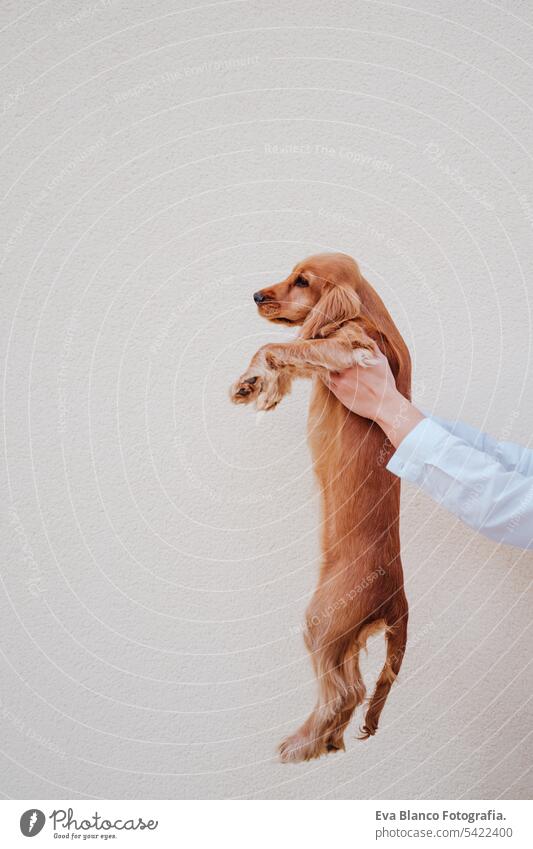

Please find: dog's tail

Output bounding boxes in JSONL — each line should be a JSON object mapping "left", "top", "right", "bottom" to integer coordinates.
{"left": 359, "top": 611, "right": 408, "bottom": 739}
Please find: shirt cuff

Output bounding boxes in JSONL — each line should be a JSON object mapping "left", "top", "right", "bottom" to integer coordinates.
{"left": 386, "top": 417, "right": 451, "bottom": 482}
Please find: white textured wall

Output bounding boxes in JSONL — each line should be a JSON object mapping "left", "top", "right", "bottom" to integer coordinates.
{"left": 1, "top": 0, "right": 532, "bottom": 800}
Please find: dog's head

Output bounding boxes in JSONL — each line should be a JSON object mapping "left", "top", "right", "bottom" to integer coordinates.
{"left": 253, "top": 252, "right": 363, "bottom": 338}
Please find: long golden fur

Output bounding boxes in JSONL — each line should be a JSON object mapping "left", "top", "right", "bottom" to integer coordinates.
{"left": 230, "top": 253, "right": 411, "bottom": 762}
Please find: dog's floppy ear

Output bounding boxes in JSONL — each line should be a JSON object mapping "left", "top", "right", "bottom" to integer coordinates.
{"left": 302, "top": 283, "right": 362, "bottom": 339}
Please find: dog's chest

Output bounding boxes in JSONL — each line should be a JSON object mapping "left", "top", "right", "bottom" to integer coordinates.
{"left": 307, "top": 379, "right": 380, "bottom": 473}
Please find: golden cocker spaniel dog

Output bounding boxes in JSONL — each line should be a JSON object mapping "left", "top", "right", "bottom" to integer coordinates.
{"left": 230, "top": 253, "right": 411, "bottom": 762}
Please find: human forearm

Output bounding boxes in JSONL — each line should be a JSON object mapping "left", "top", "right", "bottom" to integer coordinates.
{"left": 374, "top": 390, "right": 425, "bottom": 448}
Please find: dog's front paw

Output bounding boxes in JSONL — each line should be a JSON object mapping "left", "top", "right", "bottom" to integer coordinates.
{"left": 231, "top": 367, "right": 283, "bottom": 411}
{"left": 230, "top": 373, "right": 262, "bottom": 405}
{"left": 256, "top": 373, "right": 283, "bottom": 411}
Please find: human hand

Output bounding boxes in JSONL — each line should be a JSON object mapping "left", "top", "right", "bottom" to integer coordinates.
{"left": 326, "top": 343, "right": 424, "bottom": 447}
{"left": 326, "top": 343, "right": 399, "bottom": 419}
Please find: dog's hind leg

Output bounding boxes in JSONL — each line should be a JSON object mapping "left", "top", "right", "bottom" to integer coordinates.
{"left": 359, "top": 612, "right": 407, "bottom": 739}
{"left": 278, "top": 616, "right": 366, "bottom": 762}
{"left": 324, "top": 644, "right": 366, "bottom": 751}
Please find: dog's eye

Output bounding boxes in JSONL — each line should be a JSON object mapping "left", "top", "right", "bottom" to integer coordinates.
{"left": 294, "top": 275, "right": 309, "bottom": 288}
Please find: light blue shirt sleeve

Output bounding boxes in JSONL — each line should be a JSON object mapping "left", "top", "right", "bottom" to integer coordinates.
{"left": 387, "top": 417, "right": 533, "bottom": 550}
{"left": 429, "top": 414, "right": 533, "bottom": 477}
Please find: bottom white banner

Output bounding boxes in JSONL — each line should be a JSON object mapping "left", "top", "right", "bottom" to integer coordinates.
{"left": 0, "top": 799, "right": 530, "bottom": 848}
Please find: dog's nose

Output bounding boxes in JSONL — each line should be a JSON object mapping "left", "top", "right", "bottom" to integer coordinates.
{"left": 253, "top": 291, "right": 267, "bottom": 304}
